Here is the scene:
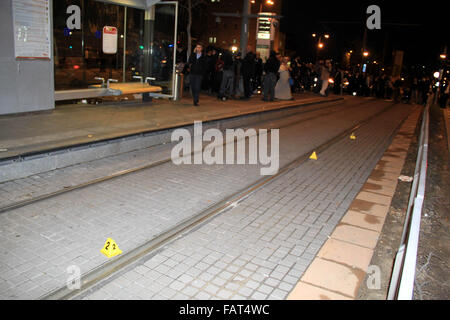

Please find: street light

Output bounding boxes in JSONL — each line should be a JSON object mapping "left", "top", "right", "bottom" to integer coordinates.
{"left": 312, "top": 33, "right": 330, "bottom": 43}
{"left": 251, "top": 0, "right": 274, "bottom": 8}
{"left": 440, "top": 54, "right": 447, "bottom": 59}
{"left": 312, "top": 33, "right": 331, "bottom": 62}
{"left": 363, "top": 51, "right": 369, "bottom": 57}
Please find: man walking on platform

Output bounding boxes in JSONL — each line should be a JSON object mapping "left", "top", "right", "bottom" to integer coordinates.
{"left": 188, "top": 43, "right": 207, "bottom": 106}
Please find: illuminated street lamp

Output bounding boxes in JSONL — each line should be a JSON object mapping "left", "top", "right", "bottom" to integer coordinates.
{"left": 363, "top": 51, "right": 369, "bottom": 57}
{"left": 251, "top": 0, "right": 274, "bottom": 8}
{"left": 313, "top": 33, "right": 330, "bottom": 59}
{"left": 314, "top": 32, "right": 330, "bottom": 64}
{"left": 440, "top": 54, "right": 447, "bottom": 59}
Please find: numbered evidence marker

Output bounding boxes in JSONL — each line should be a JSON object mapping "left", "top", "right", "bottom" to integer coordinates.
{"left": 100, "top": 238, "right": 122, "bottom": 258}
{"left": 309, "top": 151, "right": 318, "bottom": 160}
{"left": 350, "top": 133, "right": 356, "bottom": 140}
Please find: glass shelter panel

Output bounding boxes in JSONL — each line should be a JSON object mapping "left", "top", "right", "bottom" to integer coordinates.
{"left": 53, "top": 0, "right": 146, "bottom": 91}
{"left": 83, "top": 1, "right": 125, "bottom": 86}
{"left": 149, "top": 3, "right": 177, "bottom": 96}
{"left": 125, "top": 7, "right": 145, "bottom": 82}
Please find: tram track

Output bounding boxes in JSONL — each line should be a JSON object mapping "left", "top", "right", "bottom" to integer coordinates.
{"left": 39, "top": 99, "right": 412, "bottom": 300}
{"left": 0, "top": 98, "right": 369, "bottom": 215}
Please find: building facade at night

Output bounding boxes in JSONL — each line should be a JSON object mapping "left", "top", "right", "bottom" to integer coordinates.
{"left": 194, "top": 0, "right": 285, "bottom": 60}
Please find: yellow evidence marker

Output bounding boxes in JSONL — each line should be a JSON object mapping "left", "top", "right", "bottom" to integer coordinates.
{"left": 350, "top": 133, "right": 356, "bottom": 140}
{"left": 100, "top": 238, "right": 122, "bottom": 258}
{"left": 309, "top": 152, "right": 318, "bottom": 160}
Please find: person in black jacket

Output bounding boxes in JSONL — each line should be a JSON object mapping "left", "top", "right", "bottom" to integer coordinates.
{"left": 254, "top": 53, "right": 263, "bottom": 92}
{"left": 187, "top": 43, "right": 207, "bottom": 106}
{"left": 241, "top": 51, "right": 256, "bottom": 99}
{"left": 218, "top": 50, "right": 234, "bottom": 100}
{"left": 262, "top": 51, "right": 281, "bottom": 101}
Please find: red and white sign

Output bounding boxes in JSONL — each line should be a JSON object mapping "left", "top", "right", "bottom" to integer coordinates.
{"left": 103, "top": 26, "right": 118, "bottom": 54}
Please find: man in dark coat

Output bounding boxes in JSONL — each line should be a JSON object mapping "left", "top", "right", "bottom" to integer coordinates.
{"left": 254, "top": 53, "right": 263, "bottom": 92}
{"left": 187, "top": 43, "right": 207, "bottom": 106}
{"left": 233, "top": 53, "right": 243, "bottom": 98}
{"left": 241, "top": 52, "right": 256, "bottom": 99}
{"left": 262, "top": 51, "right": 281, "bottom": 101}
{"left": 218, "top": 50, "right": 234, "bottom": 100}
{"left": 205, "top": 48, "right": 217, "bottom": 94}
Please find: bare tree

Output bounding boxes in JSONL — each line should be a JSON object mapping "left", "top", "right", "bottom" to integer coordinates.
{"left": 177, "top": 0, "right": 207, "bottom": 61}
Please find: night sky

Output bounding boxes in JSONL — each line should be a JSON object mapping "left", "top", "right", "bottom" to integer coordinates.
{"left": 281, "top": 0, "right": 449, "bottom": 70}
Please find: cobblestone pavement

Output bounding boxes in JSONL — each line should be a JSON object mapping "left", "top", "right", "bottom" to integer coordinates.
{"left": 0, "top": 98, "right": 413, "bottom": 300}
{"left": 74, "top": 102, "right": 414, "bottom": 300}
{"left": 0, "top": 99, "right": 350, "bottom": 209}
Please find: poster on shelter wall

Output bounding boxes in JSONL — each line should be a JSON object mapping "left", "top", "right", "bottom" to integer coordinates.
{"left": 12, "top": 0, "right": 51, "bottom": 59}
{"left": 103, "top": 26, "right": 118, "bottom": 54}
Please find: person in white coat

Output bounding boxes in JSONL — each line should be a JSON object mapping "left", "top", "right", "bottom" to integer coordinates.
{"left": 319, "top": 60, "right": 331, "bottom": 96}
{"left": 275, "top": 57, "right": 293, "bottom": 100}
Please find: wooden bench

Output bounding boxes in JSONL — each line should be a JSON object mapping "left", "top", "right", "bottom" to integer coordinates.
{"left": 88, "top": 82, "right": 163, "bottom": 95}
{"left": 55, "top": 78, "right": 163, "bottom": 102}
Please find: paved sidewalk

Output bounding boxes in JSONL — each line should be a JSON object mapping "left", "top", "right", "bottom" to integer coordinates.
{"left": 0, "top": 100, "right": 348, "bottom": 209}
{"left": 0, "top": 98, "right": 396, "bottom": 300}
{"left": 0, "top": 93, "right": 333, "bottom": 160}
{"left": 75, "top": 103, "right": 415, "bottom": 300}
{"left": 289, "top": 107, "right": 421, "bottom": 299}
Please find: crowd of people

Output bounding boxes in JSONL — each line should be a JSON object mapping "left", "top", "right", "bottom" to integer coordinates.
{"left": 289, "top": 59, "right": 440, "bottom": 106}
{"left": 182, "top": 44, "right": 293, "bottom": 106}
{"left": 181, "top": 43, "right": 448, "bottom": 108}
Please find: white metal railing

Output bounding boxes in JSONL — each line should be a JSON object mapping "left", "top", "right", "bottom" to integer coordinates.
{"left": 387, "top": 103, "right": 430, "bottom": 300}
